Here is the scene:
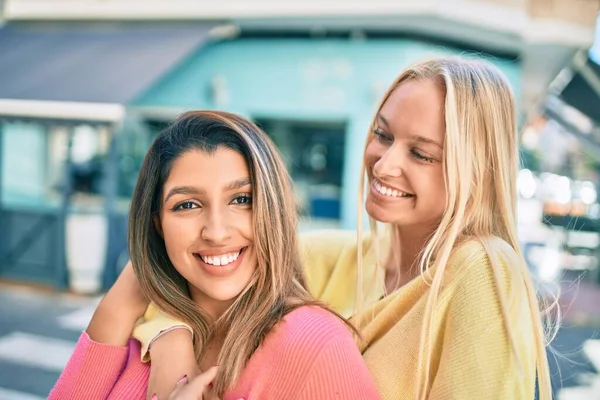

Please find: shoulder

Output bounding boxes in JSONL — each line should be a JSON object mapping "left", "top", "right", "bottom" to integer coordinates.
{"left": 444, "top": 236, "right": 528, "bottom": 311}
{"left": 299, "top": 229, "right": 358, "bottom": 255}
{"left": 298, "top": 229, "right": 381, "bottom": 264}
{"left": 447, "top": 236, "right": 519, "bottom": 283}
{"left": 268, "top": 306, "right": 355, "bottom": 358}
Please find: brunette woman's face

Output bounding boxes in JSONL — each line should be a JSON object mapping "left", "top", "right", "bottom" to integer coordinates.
{"left": 157, "top": 148, "right": 257, "bottom": 317}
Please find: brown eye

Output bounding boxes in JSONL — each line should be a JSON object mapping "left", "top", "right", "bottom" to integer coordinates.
{"left": 173, "top": 201, "right": 200, "bottom": 211}
{"left": 231, "top": 195, "right": 252, "bottom": 205}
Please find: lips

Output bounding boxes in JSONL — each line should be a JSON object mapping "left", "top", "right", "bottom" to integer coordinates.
{"left": 372, "top": 179, "right": 414, "bottom": 198}
{"left": 194, "top": 248, "right": 246, "bottom": 267}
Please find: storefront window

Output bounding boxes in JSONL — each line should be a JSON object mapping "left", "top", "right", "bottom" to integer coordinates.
{"left": 0, "top": 122, "right": 111, "bottom": 211}
{"left": 256, "top": 119, "right": 346, "bottom": 223}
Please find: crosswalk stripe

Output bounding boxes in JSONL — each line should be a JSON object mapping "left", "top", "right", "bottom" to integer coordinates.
{"left": 57, "top": 304, "right": 98, "bottom": 331}
{"left": 583, "top": 339, "right": 600, "bottom": 372}
{"left": 0, "top": 332, "right": 75, "bottom": 372}
{"left": 558, "top": 339, "right": 600, "bottom": 400}
{"left": 558, "top": 382, "right": 600, "bottom": 400}
{"left": 0, "top": 387, "right": 45, "bottom": 400}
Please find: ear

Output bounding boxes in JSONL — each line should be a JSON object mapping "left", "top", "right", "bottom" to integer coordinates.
{"left": 153, "top": 214, "right": 164, "bottom": 238}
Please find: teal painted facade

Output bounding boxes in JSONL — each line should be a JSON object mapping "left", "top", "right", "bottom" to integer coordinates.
{"left": 133, "top": 38, "right": 522, "bottom": 228}
{"left": 1, "top": 122, "right": 50, "bottom": 207}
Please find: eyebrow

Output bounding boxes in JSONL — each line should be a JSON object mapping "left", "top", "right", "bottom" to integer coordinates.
{"left": 377, "top": 114, "right": 390, "bottom": 128}
{"left": 377, "top": 113, "right": 443, "bottom": 149}
{"left": 164, "top": 178, "right": 252, "bottom": 203}
{"left": 412, "top": 135, "right": 443, "bottom": 149}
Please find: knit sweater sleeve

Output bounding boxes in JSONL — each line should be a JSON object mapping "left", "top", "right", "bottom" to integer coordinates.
{"left": 298, "top": 229, "right": 359, "bottom": 299}
{"left": 297, "top": 331, "right": 381, "bottom": 400}
{"left": 428, "top": 246, "right": 536, "bottom": 399}
{"left": 48, "top": 331, "right": 129, "bottom": 400}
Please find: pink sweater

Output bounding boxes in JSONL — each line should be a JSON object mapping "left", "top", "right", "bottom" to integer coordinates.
{"left": 49, "top": 306, "right": 380, "bottom": 400}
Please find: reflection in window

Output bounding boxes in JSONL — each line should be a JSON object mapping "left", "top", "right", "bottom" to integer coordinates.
{"left": 115, "top": 119, "right": 169, "bottom": 207}
{"left": 0, "top": 122, "right": 110, "bottom": 211}
{"left": 256, "top": 119, "right": 346, "bottom": 223}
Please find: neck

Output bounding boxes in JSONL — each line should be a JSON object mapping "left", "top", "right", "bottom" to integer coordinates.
{"left": 189, "top": 285, "right": 235, "bottom": 321}
{"left": 385, "top": 224, "right": 436, "bottom": 292}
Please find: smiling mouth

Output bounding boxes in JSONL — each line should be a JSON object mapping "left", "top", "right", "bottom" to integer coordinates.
{"left": 372, "top": 179, "right": 414, "bottom": 198}
{"left": 194, "top": 247, "right": 246, "bottom": 267}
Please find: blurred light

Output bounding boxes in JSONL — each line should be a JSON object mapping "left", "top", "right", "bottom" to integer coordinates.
{"left": 208, "top": 24, "right": 240, "bottom": 39}
{"left": 539, "top": 246, "right": 561, "bottom": 282}
{"left": 589, "top": 203, "right": 600, "bottom": 219}
{"left": 72, "top": 125, "right": 98, "bottom": 164}
{"left": 589, "top": 15, "right": 600, "bottom": 65}
{"left": 521, "top": 127, "right": 539, "bottom": 149}
{"left": 517, "top": 169, "right": 537, "bottom": 199}
{"left": 580, "top": 181, "right": 597, "bottom": 205}
{"left": 555, "top": 176, "right": 571, "bottom": 204}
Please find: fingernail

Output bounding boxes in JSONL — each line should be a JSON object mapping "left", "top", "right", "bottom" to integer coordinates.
{"left": 177, "top": 374, "right": 188, "bottom": 384}
{"left": 151, "top": 394, "right": 157, "bottom": 400}
{"left": 208, "top": 381, "right": 214, "bottom": 388}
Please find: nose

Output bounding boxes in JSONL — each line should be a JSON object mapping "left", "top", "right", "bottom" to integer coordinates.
{"left": 372, "top": 144, "right": 404, "bottom": 179}
{"left": 201, "top": 207, "right": 231, "bottom": 245}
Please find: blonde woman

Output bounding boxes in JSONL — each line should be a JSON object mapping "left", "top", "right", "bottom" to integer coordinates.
{"left": 128, "top": 57, "right": 555, "bottom": 399}
{"left": 49, "top": 111, "right": 380, "bottom": 400}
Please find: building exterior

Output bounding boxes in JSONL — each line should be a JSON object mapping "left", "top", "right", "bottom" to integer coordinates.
{"left": 0, "top": 0, "right": 597, "bottom": 289}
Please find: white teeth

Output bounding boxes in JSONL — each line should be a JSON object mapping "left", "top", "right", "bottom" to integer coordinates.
{"left": 373, "top": 180, "right": 412, "bottom": 198}
{"left": 200, "top": 250, "right": 241, "bottom": 266}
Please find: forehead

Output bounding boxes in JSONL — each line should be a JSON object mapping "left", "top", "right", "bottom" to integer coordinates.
{"left": 166, "top": 148, "right": 249, "bottom": 185}
{"left": 379, "top": 79, "right": 446, "bottom": 143}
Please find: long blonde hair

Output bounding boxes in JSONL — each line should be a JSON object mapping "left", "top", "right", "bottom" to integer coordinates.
{"left": 357, "top": 57, "right": 558, "bottom": 399}
{"left": 129, "top": 111, "right": 329, "bottom": 395}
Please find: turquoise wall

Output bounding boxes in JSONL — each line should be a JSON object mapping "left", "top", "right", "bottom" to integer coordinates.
{"left": 1, "top": 122, "right": 47, "bottom": 205}
{"left": 134, "top": 38, "right": 522, "bottom": 228}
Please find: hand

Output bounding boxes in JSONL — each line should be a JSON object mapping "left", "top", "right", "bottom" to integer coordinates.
{"left": 86, "top": 261, "right": 149, "bottom": 345}
{"left": 163, "top": 367, "right": 220, "bottom": 400}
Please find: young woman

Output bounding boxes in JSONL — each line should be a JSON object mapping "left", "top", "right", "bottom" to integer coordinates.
{"left": 139, "top": 57, "right": 557, "bottom": 400}
{"left": 49, "top": 111, "right": 380, "bottom": 400}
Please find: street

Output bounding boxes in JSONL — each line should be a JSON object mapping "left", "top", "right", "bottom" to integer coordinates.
{"left": 0, "top": 285, "right": 100, "bottom": 399}
{"left": 0, "top": 283, "right": 599, "bottom": 399}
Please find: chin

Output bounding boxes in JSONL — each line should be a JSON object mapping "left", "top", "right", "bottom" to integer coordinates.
{"left": 365, "top": 200, "right": 396, "bottom": 224}
{"left": 194, "top": 282, "right": 247, "bottom": 302}
{"left": 366, "top": 201, "right": 422, "bottom": 226}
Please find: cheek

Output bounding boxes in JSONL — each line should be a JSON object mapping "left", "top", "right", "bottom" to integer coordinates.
{"left": 161, "top": 216, "right": 200, "bottom": 253}
{"left": 425, "top": 168, "right": 446, "bottom": 210}
{"left": 237, "top": 211, "right": 254, "bottom": 242}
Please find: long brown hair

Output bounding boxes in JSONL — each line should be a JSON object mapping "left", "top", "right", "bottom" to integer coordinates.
{"left": 129, "top": 111, "right": 331, "bottom": 394}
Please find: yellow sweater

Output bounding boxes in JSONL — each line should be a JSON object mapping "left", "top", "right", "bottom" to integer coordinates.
{"left": 135, "top": 230, "right": 537, "bottom": 399}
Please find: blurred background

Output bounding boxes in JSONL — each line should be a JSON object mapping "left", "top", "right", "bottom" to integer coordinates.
{"left": 0, "top": 0, "right": 599, "bottom": 398}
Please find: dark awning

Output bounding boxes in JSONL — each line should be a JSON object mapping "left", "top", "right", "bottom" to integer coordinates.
{"left": 559, "top": 54, "right": 600, "bottom": 126}
{"left": 0, "top": 23, "right": 216, "bottom": 105}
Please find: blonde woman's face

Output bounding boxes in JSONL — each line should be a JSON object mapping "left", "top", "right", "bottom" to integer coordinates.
{"left": 157, "top": 148, "right": 257, "bottom": 318}
{"left": 365, "top": 79, "right": 446, "bottom": 228}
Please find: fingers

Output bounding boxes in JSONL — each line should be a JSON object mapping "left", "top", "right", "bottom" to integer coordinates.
{"left": 166, "top": 367, "right": 219, "bottom": 400}
{"left": 188, "top": 366, "right": 218, "bottom": 393}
